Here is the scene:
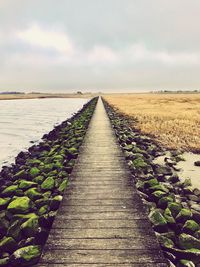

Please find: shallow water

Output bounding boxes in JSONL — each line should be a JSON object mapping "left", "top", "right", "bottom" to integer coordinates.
{"left": 154, "top": 152, "right": 200, "bottom": 189}
{"left": 0, "top": 98, "right": 88, "bottom": 167}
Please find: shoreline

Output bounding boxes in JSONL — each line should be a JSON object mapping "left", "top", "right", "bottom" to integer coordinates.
{"left": 0, "top": 93, "right": 95, "bottom": 101}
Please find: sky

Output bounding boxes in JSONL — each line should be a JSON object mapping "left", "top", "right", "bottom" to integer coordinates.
{"left": 0, "top": 0, "right": 200, "bottom": 93}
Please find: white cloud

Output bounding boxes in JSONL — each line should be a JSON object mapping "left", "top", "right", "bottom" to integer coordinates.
{"left": 87, "top": 45, "right": 119, "bottom": 63}
{"left": 16, "top": 23, "right": 74, "bottom": 54}
{"left": 128, "top": 43, "right": 200, "bottom": 65}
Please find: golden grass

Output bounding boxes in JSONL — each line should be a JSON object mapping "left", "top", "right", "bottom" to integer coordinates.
{"left": 104, "top": 93, "right": 200, "bottom": 152}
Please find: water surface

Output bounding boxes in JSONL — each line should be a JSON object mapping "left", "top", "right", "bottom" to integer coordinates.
{"left": 0, "top": 98, "right": 88, "bottom": 167}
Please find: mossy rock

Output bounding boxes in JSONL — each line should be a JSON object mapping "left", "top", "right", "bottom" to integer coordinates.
{"left": 0, "top": 198, "right": 10, "bottom": 210}
{"left": 178, "top": 259, "right": 195, "bottom": 267}
{"left": 21, "top": 216, "right": 39, "bottom": 237}
{"left": 0, "top": 256, "right": 10, "bottom": 266}
{"left": 50, "top": 195, "right": 63, "bottom": 211}
{"left": 25, "top": 188, "right": 42, "bottom": 201}
{"left": 178, "top": 233, "right": 200, "bottom": 250}
{"left": 157, "top": 234, "right": 174, "bottom": 248}
{"left": 176, "top": 208, "right": 192, "bottom": 223}
{"left": 182, "top": 220, "right": 200, "bottom": 234}
{"left": 7, "top": 197, "right": 31, "bottom": 214}
{"left": 149, "top": 184, "right": 169, "bottom": 193}
{"left": 132, "top": 158, "right": 148, "bottom": 169}
{"left": 38, "top": 205, "right": 48, "bottom": 215}
{"left": 0, "top": 236, "right": 17, "bottom": 253}
{"left": 58, "top": 180, "right": 68, "bottom": 193}
{"left": 151, "top": 190, "right": 167, "bottom": 201}
{"left": 168, "top": 202, "right": 182, "bottom": 218}
{"left": 1, "top": 185, "right": 18, "bottom": 197}
{"left": 7, "top": 219, "right": 22, "bottom": 241}
{"left": 18, "top": 180, "right": 37, "bottom": 190}
{"left": 167, "top": 247, "right": 200, "bottom": 263}
{"left": 34, "top": 198, "right": 49, "bottom": 208}
{"left": 144, "top": 178, "right": 159, "bottom": 189}
{"left": 13, "top": 169, "right": 27, "bottom": 180}
{"left": 33, "top": 175, "right": 44, "bottom": 184}
{"left": 38, "top": 211, "right": 57, "bottom": 228}
{"left": 158, "top": 196, "right": 174, "bottom": 209}
{"left": 27, "top": 159, "right": 41, "bottom": 166}
{"left": 41, "top": 177, "right": 55, "bottom": 190}
{"left": 164, "top": 208, "right": 176, "bottom": 224}
{"left": 52, "top": 155, "right": 64, "bottom": 162}
{"left": 10, "top": 245, "right": 41, "bottom": 266}
{"left": 40, "top": 164, "right": 54, "bottom": 173}
{"left": 12, "top": 213, "right": 37, "bottom": 222}
{"left": 148, "top": 209, "right": 168, "bottom": 232}
{"left": 29, "top": 167, "right": 40, "bottom": 178}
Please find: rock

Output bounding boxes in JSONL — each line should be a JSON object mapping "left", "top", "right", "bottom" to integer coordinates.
{"left": 7, "top": 219, "right": 22, "bottom": 241}
{"left": 38, "top": 205, "right": 48, "bottom": 215}
{"left": 0, "top": 256, "right": 10, "bottom": 266}
{"left": 151, "top": 190, "right": 167, "bottom": 201}
{"left": 191, "top": 204, "right": 200, "bottom": 213}
{"left": 35, "top": 227, "right": 48, "bottom": 245}
{"left": 149, "top": 184, "right": 169, "bottom": 193}
{"left": 182, "top": 220, "right": 200, "bottom": 234}
{"left": 193, "top": 188, "right": 200, "bottom": 197}
{"left": 155, "top": 165, "right": 173, "bottom": 176}
{"left": 132, "top": 158, "right": 148, "bottom": 169}
{"left": 166, "top": 247, "right": 200, "bottom": 263}
{"left": 144, "top": 178, "right": 159, "bottom": 189}
{"left": 13, "top": 170, "right": 27, "bottom": 180}
{"left": 21, "top": 216, "right": 39, "bottom": 237}
{"left": 158, "top": 196, "right": 174, "bottom": 209}
{"left": 33, "top": 175, "right": 44, "bottom": 184}
{"left": 157, "top": 234, "right": 174, "bottom": 248}
{"left": 178, "top": 233, "right": 200, "bottom": 250}
{"left": 168, "top": 175, "right": 180, "bottom": 183}
{"left": 0, "top": 198, "right": 10, "bottom": 210}
{"left": 178, "top": 259, "right": 195, "bottom": 267}
{"left": 195, "top": 230, "right": 200, "bottom": 239}
{"left": 29, "top": 167, "right": 40, "bottom": 178}
{"left": 18, "top": 180, "right": 37, "bottom": 190}
{"left": 38, "top": 211, "right": 57, "bottom": 228}
{"left": 25, "top": 188, "right": 42, "bottom": 201}
{"left": 7, "top": 196, "right": 31, "bottom": 214}
{"left": 50, "top": 195, "right": 63, "bottom": 211}
{"left": 10, "top": 245, "right": 41, "bottom": 266}
{"left": 168, "top": 202, "right": 182, "bottom": 217}
{"left": 164, "top": 208, "right": 176, "bottom": 224}
{"left": 187, "top": 194, "right": 199, "bottom": 202}
{"left": 41, "top": 177, "right": 55, "bottom": 190}
{"left": 0, "top": 236, "right": 17, "bottom": 252}
{"left": 176, "top": 208, "right": 192, "bottom": 223}
{"left": 148, "top": 209, "right": 168, "bottom": 232}
{"left": 194, "top": 161, "right": 200, "bottom": 167}
{"left": 1, "top": 185, "right": 18, "bottom": 197}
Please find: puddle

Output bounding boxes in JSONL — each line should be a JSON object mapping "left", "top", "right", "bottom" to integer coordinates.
{"left": 153, "top": 152, "right": 200, "bottom": 189}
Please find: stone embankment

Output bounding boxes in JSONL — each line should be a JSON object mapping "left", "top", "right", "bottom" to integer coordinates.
{"left": 103, "top": 98, "right": 200, "bottom": 267}
{"left": 0, "top": 97, "right": 98, "bottom": 266}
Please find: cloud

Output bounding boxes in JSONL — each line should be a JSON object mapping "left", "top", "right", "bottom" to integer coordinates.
{"left": 127, "top": 43, "right": 200, "bottom": 65}
{"left": 87, "top": 45, "right": 119, "bottom": 63}
{"left": 16, "top": 23, "right": 74, "bottom": 54}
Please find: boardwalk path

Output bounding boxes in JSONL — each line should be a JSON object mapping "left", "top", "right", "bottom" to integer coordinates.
{"left": 38, "top": 98, "right": 167, "bottom": 266}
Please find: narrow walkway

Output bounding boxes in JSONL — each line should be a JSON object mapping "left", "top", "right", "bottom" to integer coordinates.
{"left": 38, "top": 98, "right": 167, "bottom": 266}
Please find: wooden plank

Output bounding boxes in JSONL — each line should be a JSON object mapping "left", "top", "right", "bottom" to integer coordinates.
{"left": 37, "top": 98, "right": 167, "bottom": 266}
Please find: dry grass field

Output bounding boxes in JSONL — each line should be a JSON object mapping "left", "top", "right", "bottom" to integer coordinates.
{"left": 104, "top": 93, "right": 200, "bottom": 152}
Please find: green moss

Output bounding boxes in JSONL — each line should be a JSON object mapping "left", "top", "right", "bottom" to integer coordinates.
{"left": 18, "top": 180, "right": 37, "bottom": 190}
{"left": 148, "top": 209, "right": 167, "bottom": 232}
{"left": 157, "top": 234, "right": 174, "bottom": 248}
{"left": 132, "top": 158, "right": 148, "bottom": 169}
{"left": 168, "top": 202, "right": 182, "bottom": 217}
{"left": 151, "top": 190, "right": 167, "bottom": 201}
{"left": 144, "top": 178, "right": 159, "bottom": 188}
{"left": 163, "top": 208, "right": 175, "bottom": 224}
{"left": 14, "top": 169, "right": 26, "bottom": 179}
{"left": 158, "top": 196, "right": 174, "bottom": 209}
{"left": 7, "top": 196, "right": 31, "bottom": 214}
{"left": 21, "top": 216, "right": 39, "bottom": 237}
{"left": 29, "top": 167, "right": 40, "bottom": 178}
{"left": 25, "top": 188, "right": 42, "bottom": 201}
{"left": 33, "top": 175, "right": 44, "bottom": 184}
{"left": 179, "top": 233, "right": 200, "bottom": 250}
{"left": 176, "top": 208, "right": 192, "bottom": 223}
{"left": 0, "top": 236, "right": 17, "bottom": 252}
{"left": 2, "top": 185, "right": 18, "bottom": 197}
{"left": 183, "top": 220, "right": 200, "bottom": 234}
{"left": 11, "top": 245, "right": 41, "bottom": 265}
{"left": 41, "top": 177, "right": 55, "bottom": 190}
{"left": 0, "top": 198, "right": 10, "bottom": 209}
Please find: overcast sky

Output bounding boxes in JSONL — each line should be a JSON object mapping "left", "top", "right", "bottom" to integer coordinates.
{"left": 0, "top": 0, "right": 200, "bottom": 92}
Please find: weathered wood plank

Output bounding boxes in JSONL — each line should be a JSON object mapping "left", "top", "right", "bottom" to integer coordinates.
{"left": 38, "top": 98, "right": 167, "bottom": 266}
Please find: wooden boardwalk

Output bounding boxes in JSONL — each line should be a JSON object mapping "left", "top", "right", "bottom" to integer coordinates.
{"left": 38, "top": 98, "right": 167, "bottom": 267}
